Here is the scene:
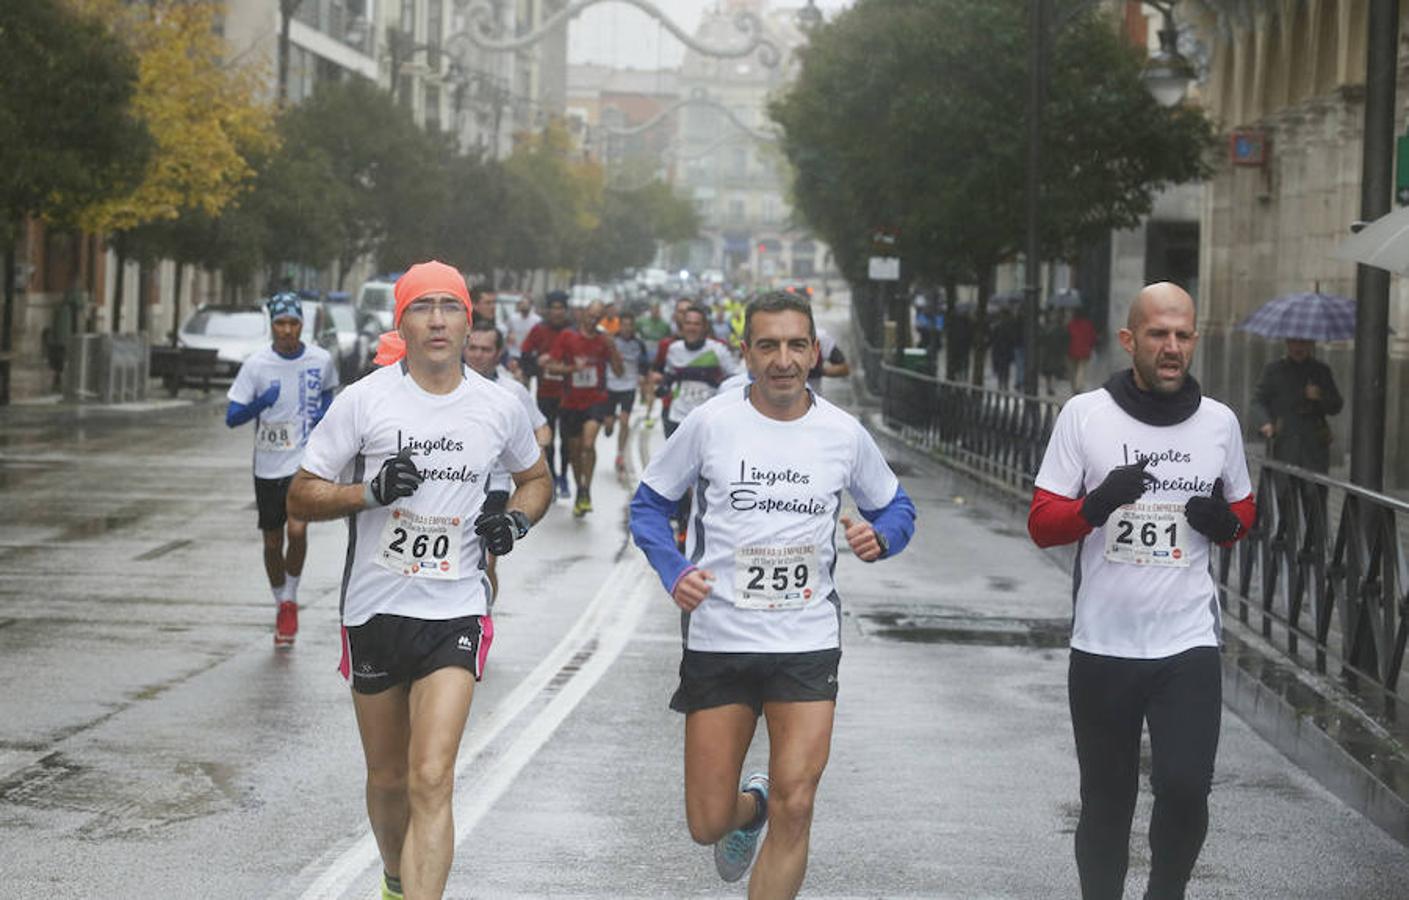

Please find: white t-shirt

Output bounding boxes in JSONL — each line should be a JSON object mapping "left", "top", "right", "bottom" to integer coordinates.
{"left": 640, "top": 389, "right": 901, "bottom": 653}
{"left": 487, "top": 366, "right": 546, "bottom": 493}
{"left": 717, "top": 371, "right": 752, "bottom": 395}
{"left": 228, "top": 344, "right": 339, "bottom": 479}
{"left": 505, "top": 310, "right": 541, "bottom": 359}
{"left": 301, "top": 363, "right": 541, "bottom": 626}
{"left": 662, "top": 337, "right": 739, "bottom": 425}
{"left": 1033, "top": 387, "right": 1253, "bottom": 659}
{"left": 608, "top": 334, "right": 648, "bottom": 393}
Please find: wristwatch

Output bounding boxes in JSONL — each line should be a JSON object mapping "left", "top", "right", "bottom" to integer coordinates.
{"left": 508, "top": 509, "right": 531, "bottom": 539}
{"left": 874, "top": 530, "right": 889, "bottom": 558}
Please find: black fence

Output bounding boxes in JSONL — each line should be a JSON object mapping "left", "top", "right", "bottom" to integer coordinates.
{"left": 1217, "top": 462, "right": 1409, "bottom": 710}
{"left": 852, "top": 321, "right": 1409, "bottom": 708}
{"left": 871, "top": 351, "right": 1061, "bottom": 494}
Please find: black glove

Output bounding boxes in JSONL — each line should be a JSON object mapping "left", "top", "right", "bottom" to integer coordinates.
{"left": 475, "top": 509, "right": 531, "bottom": 556}
{"left": 1081, "top": 457, "right": 1157, "bottom": 527}
{"left": 654, "top": 382, "right": 672, "bottom": 399}
{"left": 1184, "top": 477, "right": 1241, "bottom": 543}
{"left": 365, "top": 448, "right": 423, "bottom": 507}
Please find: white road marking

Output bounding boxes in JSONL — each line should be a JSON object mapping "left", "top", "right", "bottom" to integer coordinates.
{"left": 296, "top": 554, "right": 656, "bottom": 899}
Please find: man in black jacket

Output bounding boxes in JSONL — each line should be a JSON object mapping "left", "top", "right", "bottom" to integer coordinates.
{"left": 1252, "top": 339, "right": 1343, "bottom": 473}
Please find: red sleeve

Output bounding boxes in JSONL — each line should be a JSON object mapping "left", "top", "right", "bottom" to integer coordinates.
{"left": 1221, "top": 494, "right": 1256, "bottom": 547}
{"left": 654, "top": 337, "right": 672, "bottom": 370}
{"left": 1028, "top": 487, "right": 1094, "bottom": 548}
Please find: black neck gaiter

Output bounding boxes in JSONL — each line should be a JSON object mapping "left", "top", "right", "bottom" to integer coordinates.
{"left": 1102, "top": 368, "right": 1202, "bottom": 426}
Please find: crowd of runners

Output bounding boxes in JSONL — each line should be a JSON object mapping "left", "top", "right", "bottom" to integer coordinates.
{"left": 226, "top": 265, "right": 1251, "bottom": 900}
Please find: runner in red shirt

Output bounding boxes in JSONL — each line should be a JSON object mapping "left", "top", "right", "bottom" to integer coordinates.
{"left": 549, "top": 299, "right": 623, "bottom": 517}
{"left": 521, "top": 291, "right": 573, "bottom": 498}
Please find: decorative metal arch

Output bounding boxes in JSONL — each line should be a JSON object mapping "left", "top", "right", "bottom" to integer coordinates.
{"left": 598, "top": 90, "right": 779, "bottom": 143}
{"left": 454, "top": 0, "right": 782, "bottom": 68}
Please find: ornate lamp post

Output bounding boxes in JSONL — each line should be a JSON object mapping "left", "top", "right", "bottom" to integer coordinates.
{"left": 1140, "top": 1, "right": 1196, "bottom": 108}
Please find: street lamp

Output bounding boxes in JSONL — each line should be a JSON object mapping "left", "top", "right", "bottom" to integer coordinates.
{"left": 796, "top": 1, "right": 823, "bottom": 33}
{"left": 1141, "top": 1, "right": 1196, "bottom": 108}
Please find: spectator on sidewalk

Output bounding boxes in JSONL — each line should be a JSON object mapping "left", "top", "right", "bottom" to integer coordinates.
{"left": 1253, "top": 339, "right": 1344, "bottom": 473}
{"left": 1040, "top": 309, "right": 1069, "bottom": 396}
{"left": 990, "top": 307, "right": 1020, "bottom": 391}
{"left": 945, "top": 306, "right": 973, "bottom": 381}
{"left": 1067, "top": 308, "right": 1098, "bottom": 393}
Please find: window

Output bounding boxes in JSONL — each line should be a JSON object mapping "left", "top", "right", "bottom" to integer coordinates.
{"left": 401, "top": 0, "right": 415, "bottom": 34}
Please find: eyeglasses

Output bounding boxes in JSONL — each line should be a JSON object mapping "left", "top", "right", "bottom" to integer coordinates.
{"left": 403, "top": 297, "right": 466, "bottom": 318}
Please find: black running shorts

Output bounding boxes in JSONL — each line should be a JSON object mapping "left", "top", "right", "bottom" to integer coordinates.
{"left": 343, "top": 613, "right": 493, "bottom": 694}
{"left": 559, "top": 402, "right": 612, "bottom": 437}
{"left": 254, "top": 475, "right": 293, "bottom": 532}
{"left": 669, "top": 648, "right": 841, "bottom": 715}
{"left": 605, "top": 389, "right": 636, "bottom": 417}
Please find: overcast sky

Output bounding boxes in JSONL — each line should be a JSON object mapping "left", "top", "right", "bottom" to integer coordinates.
{"left": 568, "top": 0, "right": 853, "bottom": 70}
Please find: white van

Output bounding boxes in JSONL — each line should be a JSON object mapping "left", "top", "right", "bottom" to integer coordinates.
{"left": 356, "top": 280, "right": 397, "bottom": 331}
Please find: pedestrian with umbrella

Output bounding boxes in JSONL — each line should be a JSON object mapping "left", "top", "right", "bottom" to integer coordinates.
{"left": 1240, "top": 290, "right": 1348, "bottom": 473}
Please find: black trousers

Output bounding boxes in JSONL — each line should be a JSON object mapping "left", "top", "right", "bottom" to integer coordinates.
{"left": 1068, "top": 646, "right": 1222, "bottom": 900}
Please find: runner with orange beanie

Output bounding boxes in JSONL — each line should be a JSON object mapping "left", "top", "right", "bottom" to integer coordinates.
{"left": 289, "top": 260, "right": 552, "bottom": 900}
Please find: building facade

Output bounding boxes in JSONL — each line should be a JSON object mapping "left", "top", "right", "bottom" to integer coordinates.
{"left": 1191, "top": 0, "right": 1409, "bottom": 486}
{"left": 673, "top": 0, "right": 827, "bottom": 282}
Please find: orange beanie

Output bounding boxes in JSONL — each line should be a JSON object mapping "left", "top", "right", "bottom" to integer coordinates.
{"left": 393, "top": 260, "right": 471, "bottom": 327}
{"left": 373, "top": 261, "right": 472, "bottom": 365}
{"left": 372, "top": 331, "right": 405, "bottom": 366}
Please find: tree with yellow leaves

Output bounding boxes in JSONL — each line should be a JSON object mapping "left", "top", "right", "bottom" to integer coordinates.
{"left": 74, "top": 0, "right": 277, "bottom": 332}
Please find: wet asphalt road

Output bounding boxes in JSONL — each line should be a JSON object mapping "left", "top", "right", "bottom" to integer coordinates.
{"left": 3, "top": 315, "right": 1409, "bottom": 898}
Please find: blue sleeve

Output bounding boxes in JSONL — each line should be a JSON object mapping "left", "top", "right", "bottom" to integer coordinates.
{"left": 226, "top": 400, "right": 257, "bottom": 428}
{"left": 629, "top": 482, "right": 693, "bottom": 593}
{"left": 859, "top": 484, "right": 916, "bottom": 559}
{"left": 313, "top": 388, "right": 334, "bottom": 425}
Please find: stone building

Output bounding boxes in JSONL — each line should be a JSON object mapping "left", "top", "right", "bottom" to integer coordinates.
{"left": 1191, "top": 0, "right": 1409, "bottom": 486}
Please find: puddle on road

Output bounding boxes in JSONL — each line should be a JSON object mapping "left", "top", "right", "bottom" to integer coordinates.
{"left": 0, "top": 751, "right": 247, "bottom": 840}
{"left": 860, "top": 610, "right": 1070, "bottom": 649}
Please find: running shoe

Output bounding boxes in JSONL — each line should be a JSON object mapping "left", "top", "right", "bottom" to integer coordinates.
{"left": 380, "top": 872, "right": 403, "bottom": 900}
{"left": 573, "top": 492, "right": 593, "bottom": 518}
{"left": 274, "top": 600, "right": 298, "bottom": 647}
{"left": 643, "top": 416, "right": 656, "bottom": 429}
{"left": 554, "top": 474, "right": 570, "bottom": 499}
{"left": 714, "top": 772, "right": 769, "bottom": 883}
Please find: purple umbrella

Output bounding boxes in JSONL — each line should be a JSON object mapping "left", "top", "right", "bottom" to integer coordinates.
{"left": 1236, "top": 291, "right": 1357, "bottom": 341}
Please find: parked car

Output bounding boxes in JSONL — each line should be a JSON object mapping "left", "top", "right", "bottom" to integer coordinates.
{"left": 176, "top": 305, "right": 269, "bottom": 380}
{"left": 356, "top": 279, "right": 397, "bottom": 331}
{"left": 323, "top": 299, "right": 372, "bottom": 382}
{"left": 300, "top": 299, "right": 342, "bottom": 364}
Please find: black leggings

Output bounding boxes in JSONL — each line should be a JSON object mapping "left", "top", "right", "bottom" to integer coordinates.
{"left": 535, "top": 397, "right": 571, "bottom": 479}
{"left": 1068, "top": 647, "right": 1221, "bottom": 900}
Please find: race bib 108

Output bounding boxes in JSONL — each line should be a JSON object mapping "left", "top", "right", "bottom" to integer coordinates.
{"left": 1103, "top": 501, "right": 1190, "bottom": 568}
{"left": 255, "top": 420, "right": 297, "bottom": 452}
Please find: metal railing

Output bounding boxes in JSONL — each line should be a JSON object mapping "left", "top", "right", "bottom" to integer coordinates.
{"left": 881, "top": 362, "right": 1061, "bottom": 494}
{"left": 1217, "top": 461, "right": 1409, "bottom": 709}
{"left": 850, "top": 314, "right": 1409, "bottom": 708}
